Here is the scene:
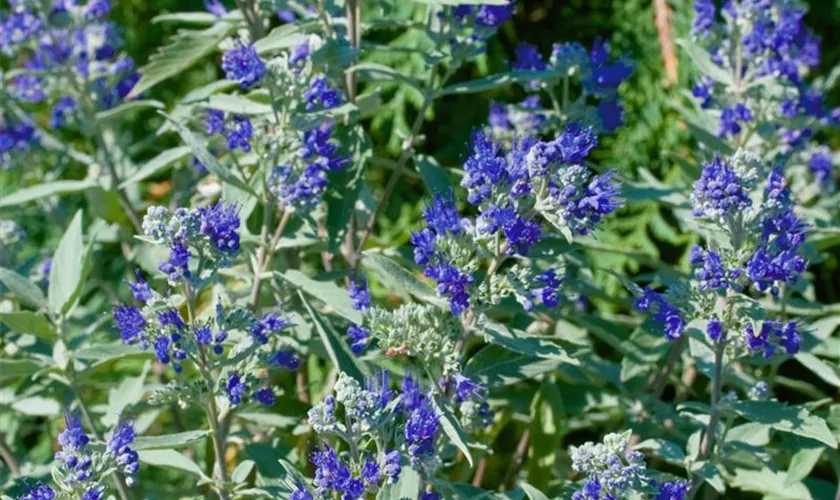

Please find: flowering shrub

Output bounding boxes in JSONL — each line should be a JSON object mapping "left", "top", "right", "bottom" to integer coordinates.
{"left": 1, "top": 1, "right": 839, "bottom": 500}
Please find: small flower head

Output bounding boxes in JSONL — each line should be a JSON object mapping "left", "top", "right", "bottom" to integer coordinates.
{"left": 222, "top": 41, "right": 265, "bottom": 88}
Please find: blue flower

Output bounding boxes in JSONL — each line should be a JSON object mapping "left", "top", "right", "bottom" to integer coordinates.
{"left": 427, "top": 263, "right": 473, "bottom": 315}
{"left": 513, "top": 42, "right": 547, "bottom": 71}
{"left": 107, "top": 416, "right": 139, "bottom": 485}
{"left": 452, "top": 373, "right": 486, "bottom": 403}
{"left": 304, "top": 76, "right": 342, "bottom": 111}
{"left": 253, "top": 387, "right": 275, "bottom": 406}
{"left": 204, "top": 0, "right": 227, "bottom": 16}
{"left": 747, "top": 208, "right": 807, "bottom": 294}
{"left": 290, "top": 485, "right": 312, "bottom": 500}
{"left": 597, "top": 99, "right": 625, "bottom": 132}
{"left": 404, "top": 396, "right": 439, "bottom": 468}
{"left": 531, "top": 269, "right": 563, "bottom": 309}
{"left": 251, "top": 312, "right": 291, "bottom": 344}
{"left": 159, "top": 240, "right": 191, "bottom": 282}
{"left": 453, "top": 4, "right": 515, "bottom": 28}
{"left": 635, "top": 288, "right": 685, "bottom": 340}
{"left": 81, "top": 488, "right": 105, "bottom": 500}
{"left": 361, "top": 455, "right": 380, "bottom": 486}
{"left": 0, "top": 9, "right": 42, "bottom": 54}
{"left": 552, "top": 170, "right": 623, "bottom": 235}
{"left": 503, "top": 216, "right": 542, "bottom": 255}
{"left": 271, "top": 350, "right": 301, "bottom": 370}
{"left": 691, "top": 155, "right": 751, "bottom": 221}
{"left": 226, "top": 372, "right": 247, "bottom": 404}
{"left": 422, "top": 193, "right": 462, "bottom": 236}
{"left": 225, "top": 115, "right": 253, "bottom": 152}
{"left": 290, "top": 40, "right": 310, "bottom": 68}
{"left": 16, "top": 483, "right": 55, "bottom": 500}
{"left": 198, "top": 201, "right": 241, "bottom": 256}
{"left": 692, "top": 77, "right": 714, "bottom": 108}
{"left": 655, "top": 479, "right": 690, "bottom": 500}
{"left": 153, "top": 335, "right": 172, "bottom": 364}
{"left": 159, "top": 309, "right": 185, "bottom": 331}
{"left": 113, "top": 305, "right": 147, "bottom": 346}
{"left": 706, "top": 317, "right": 724, "bottom": 342}
{"left": 410, "top": 228, "right": 437, "bottom": 266}
{"left": 205, "top": 109, "right": 225, "bottom": 136}
{"left": 718, "top": 103, "right": 753, "bottom": 137}
{"left": 692, "top": 0, "right": 715, "bottom": 39}
{"left": 55, "top": 411, "right": 94, "bottom": 483}
{"left": 461, "top": 130, "right": 507, "bottom": 205}
{"left": 127, "top": 270, "right": 152, "bottom": 303}
{"left": 586, "top": 39, "right": 633, "bottom": 95}
{"left": 10, "top": 74, "right": 45, "bottom": 103}
{"left": 349, "top": 280, "right": 370, "bottom": 310}
{"left": 311, "top": 445, "right": 353, "bottom": 497}
{"left": 420, "top": 494, "right": 441, "bottom": 500}
{"left": 809, "top": 148, "right": 834, "bottom": 189}
{"left": 50, "top": 96, "right": 77, "bottom": 129}
{"left": 347, "top": 324, "right": 371, "bottom": 355}
{"left": 222, "top": 41, "right": 265, "bottom": 88}
{"left": 84, "top": 0, "right": 111, "bottom": 19}
{"left": 383, "top": 450, "right": 402, "bottom": 483}
{"left": 194, "top": 325, "right": 212, "bottom": 345}
{"left": 689, "top": 246, "right": 734, "bottom": 290}
{"left": 744, "top": 320, "right": 801, "bottom": 357}
{"left": 572, "top": 479, "right": 601, "bottom": 500}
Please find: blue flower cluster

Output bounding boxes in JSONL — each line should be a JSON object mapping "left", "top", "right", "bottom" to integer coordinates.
{"left": 491, "top": 39, "right": 632, "bottom": 133}
{"left": 689, "top": 0, "right": 837, "bottom": 142}
{"left": 141, "top": 201, "right": 241, "bottom": 283}
{"left": 222, "top": 41, "right": 265, "bottom": 88}
{"left": 690, "top": 155, "right": 751, "bottom": 222}
{"left": 744, "top": 319, "right": 802, "bottom": 357}
{"left": 269, "top": 122, "right": 348, "bottom": 208}
{"left": 654, "top": 480, "right": 690, "bottom": 500}
{"left": 0, "top": 118, "right": 38, "bottom": 168}
{"left": 346, "top": 280, "right": 373, "bottom": 354}
{"left": 205, "top": 109, "right": 254, "bottom": 152}
{"left": 0, "top": 0, "right": 139, "bottom": 148}
{"left": 410, "top": 194, "right": 474, "bottom": 314}
{"left": 106, "top": 417, "right": 140, "bottom": 486}
{"left": 635, "top": 288, "right": 685, "bottom": 340}
{"left": 31, "top": 409, "right": 138, "bottom": 499}
{"left": 570, "top": 432, "right": 649, "bottom": 500}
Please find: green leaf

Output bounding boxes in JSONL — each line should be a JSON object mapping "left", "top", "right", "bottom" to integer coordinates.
{"left": 415, "top": 154, "right": 450, "bottom": 195}
{"left": 203, "top": 94, "right": 274, "bottom": 115}
{"left": 481, "top": 322, "right": 579, "bottom": 363}
{"left": 254, "top": 24, "right": 305, "bottom": 54}
{"left": 299, "top": 291, "right": 368, "bottom": 383}
{"left": 163, "top": 112, "right": 255, "bottom": 195}
{"left": 152, "top": 12, "right": 218, "bottom": 24}
{"left": 0, "top": 180, "right": 96, "bottom": 208}
{"left": 0, "top": 358, "right": 44, "bottom": 381}
{"left": 128, "top": 23, "right": 231, "bottom": 98}
{"left": 527, "top": 382, "right": 565, "bottom": 490}
{"left": 635, "top": 439, "right": 687, "bottom": 465}
{"left": 349, "top": 62, "right": 425, "bottom": 93}
{"left": 519, "top": 483, "right": 550, "bottom": 500}
{"left": 730, "top": 468, "right": 811, "bottom": 499}
{"left": 434, "top": 396, "right": 473, "bottom": 466}
{"left": 48, "top": 210, "right": 88, "bottom": 316}
{"left": 102, "top": 362, "right": 150, "bottom": 426}
{"left": 440, "top": 70, "right": 552, "bottom": 96}
{"left": 0, "top": 312, "right": 56, "bottom": 339}
{"left": 120, "top": 146, "right": 193, "bottom": 188}
{"left": 785, "top": 443, "right": 824, "bottom": 486}
{"left": 325, "top": 126, "right": 369, "bottom": 254}
{"left": 133, "top": 430, "right": 210, "bottom": 451}
{"left": 676, "top": 38, "right": 733, "bottom": 85}
{"left": 0, "top": 267, "right": 45, "bottom": 309}
{"left": 280, "top": 270, "right": 362, "bottom": 324}
{"left": 465, "top": 345, "right": 568, "bottom": 386}
{"left": 11, "top": 396, "right": 60, "bottom": 416}
{"left": 377, "top": 463, "right": 419, "bottom": 500}
{"left": 75, "top": 343, "right": 146, "bottom": 364}
{"left": 360, "top": 252, "right": 444, "bottom": 307}
{"left": 231, "top": 460, "right": 255, "bottom": 484}
{"left": 795, "top": 353, "right": 840, "bottom": 388}
{"left": 730, "top": 400, "right": 838, "bottom": 448}
{"left": 138, "top": 449, "right": 209, "bottom": 479}
{"left": 96, "top": 100, "right": 164, "bottom": 121}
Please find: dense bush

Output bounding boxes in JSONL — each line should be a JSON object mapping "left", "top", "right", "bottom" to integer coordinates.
{"left": 2, "top": 1, "right": 840, "bottom": 499}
